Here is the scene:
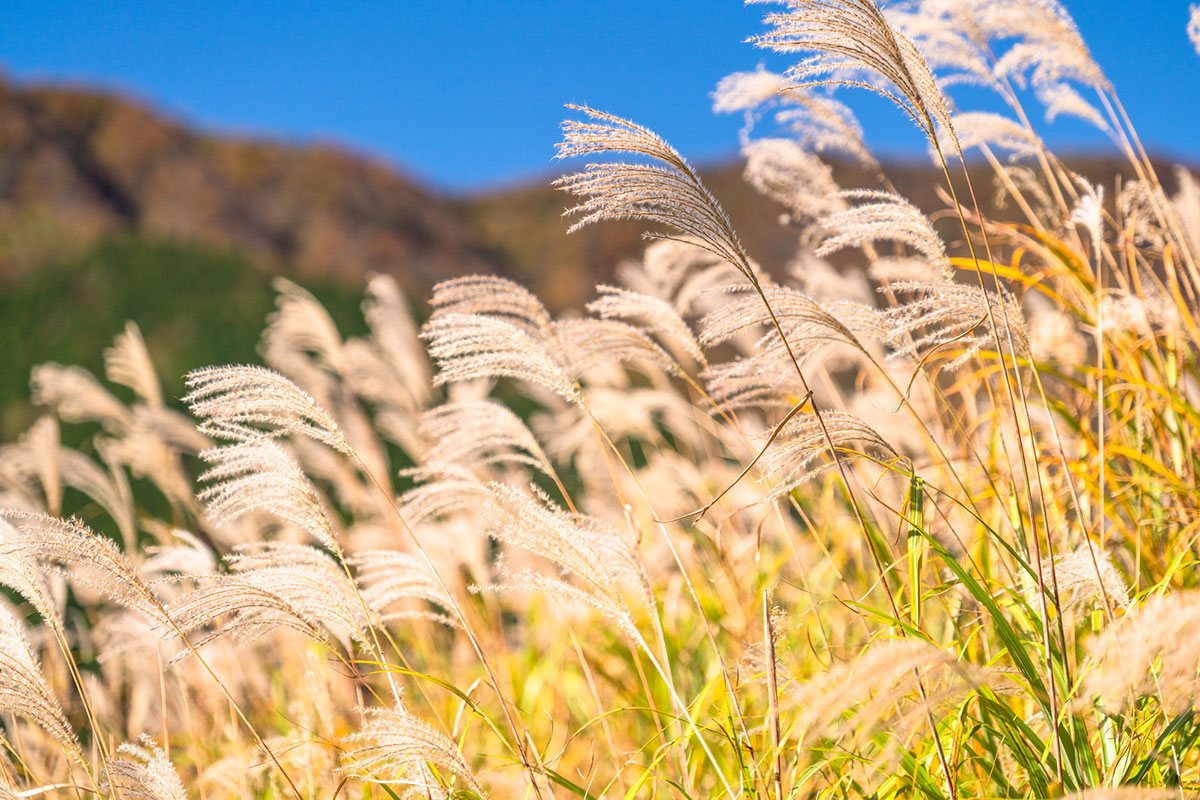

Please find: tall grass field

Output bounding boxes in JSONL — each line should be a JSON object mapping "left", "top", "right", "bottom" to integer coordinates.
{"left": 2, "top": 1, "right": 1200, "bottom": 798}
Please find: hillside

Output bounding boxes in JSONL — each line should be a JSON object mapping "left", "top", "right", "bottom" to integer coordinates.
{"left": 0, "top": 76, "right": 1189, "bottom": 437}
{"left": 0, "top": 75, "right": 500, "bottom": 287}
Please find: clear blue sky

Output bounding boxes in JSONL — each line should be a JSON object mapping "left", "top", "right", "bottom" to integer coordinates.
{"left": 1, "top": 1, "right": 1196, "bottom": 192}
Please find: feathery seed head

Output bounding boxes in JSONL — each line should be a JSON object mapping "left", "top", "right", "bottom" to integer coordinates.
{"left": 185, "top": 365, "right": 351, "bottom": 452}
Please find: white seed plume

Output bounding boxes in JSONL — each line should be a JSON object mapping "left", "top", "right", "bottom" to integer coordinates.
{"left": 102, "top": 736, "right": 187, "bottom": 800}
{"left": 1069, "top": 180, "right": 1106, "bottom": 245}
{"left": 1036, "top": 81, "right": 1107, "bottom": 129}
{"left": 483, "top": 482, "right": 650, "bottom": 612}
{"left": 951, "top": 112, "right": 1042, "bottom": 159}
{"left": 420, "top": 400, "right": 553, "bottom": 476}
{"left": 555, "top": 106, "right": 756, "bottom": 280}
{"left": 0, "top": 510, "right": 169, "bottom": 626}
{"left": 588, "top": 285, "right": 705, "bottom": 365}
{"left": 885, "top": 281, "right": 1028, "bottom": 370}
{"left": 342, "top": 705, "right": 482, "bottom": 797}
{"left": 422, "top": 312, "right": 580, "bottom": 403}
{"left": 350, "top": 550, "right": 457, "bottom": 627}
{"left": 753, "top": 0, "right": 957, "bottom": 151}
{"left": 712, "top": 66, "right": 788, "bottom": 113}
{"left": 31, "top": 363, "right": 132, "bottom": 432}
{"left": 429, "top": 274, "right": 554, "bottom": 340}
{"left": 397, "top": 464, "right": 488, "bottom": 525}
{"left": 360, "top": 272, "right": 432, "bottom": 408}
{"left": 742, "top": 138, "right": 846, "bottom": 222}
{"left": 263, "top": 278, "right": 346, "bottom": 373}
{"left": 551, "top": 318, "right": 677, "bottom": 378}
{"left": 1035, "top": 543, "right": 1129, "bottom": 612}
{"left": 166, "top": 543, "right": 367, "bottom": 655}
{"left": 104, "top": 321, "right": 163, "bottom": 408}
{"left": 758, "top": 410, "right": 897, "bottom": 494}
{"left": 1083, "top": 590, "right": 1200, "bottom": 714}
{"left": 817, "top": 190, "right": 951, "bottom": 280}
{"left": 1191, "top": 5, "right": 1200, "bottom": 57}
{"left": 0, "top": 603, "right": 79, "bottom": 756}
{"left": 198, "top": 439, "right": 338, "bottom": 550}
{"left": 185, "top": 365, "right": 350, "bottom": 452}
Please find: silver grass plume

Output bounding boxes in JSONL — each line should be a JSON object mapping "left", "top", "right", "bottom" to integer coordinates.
{"left": 1191, "top": 5, "right": 1200, "bottom": 57}
{"left": 184, "top": 365, "right": 350, "bottom": 453}
{"left": 422, "top": 312, "right": 579, "bottom": 403}
{"left": 483, "top": 482, "right": 651, "bottom": 625}
{"left": 103, "top": 321, "right": 163, "bottom": 408}
{"left": 429, "top": 275, "right": 554, "bottom": 340}
{"left": 397, "top": 464, "right": 488, "bottom": 526}
{"left": 198, "top": 439, "right": 338, "bottom": 550}
{"left": 713, "top": 67, "right": 876, "bottom": 169}
{"left": 102, "top": 736, "right": 187, "bottom": 800}
{"left": 752, "top": 0, "right": 958, "bottom": 152}
{"left": 350, "top": 550, "right": 458, "bottom": 627}
{"left": 700, "top": 285, "right": 883, "bottom": 354}
{"left": 550, "top": 318, "right": 677, "bottom": 378}
{"left": 1035, "top": 543, "right": 1128, "bottom": 612}
{"left": 588, "top": 285, "right": 706, "bottom": 365}
{"left": 357, "top": 273, "right": 432, "bottom": 409}
{"left": 1069, "top": 179, "right": 1105, "bottom": 245}
{"left": 700, "top": 285, "right": 885, "bottom": 408}
{"left": 951, "top": 111, "right": 1042, "bottom": 159}
{"left": 0, "top": 603, "right": 79, "bottom": 757}
{"left": 742, "top": 138, "right": 847, "bottom": 223}
{"left": 1082, "top": 590, "right": 1200, "bottom": 714}
{"left": 1036, "top": 82, "right": 1107, "bottom": 130}
{"left": 555, "top": 106, "right": 757, "bottom": 281}
{"left": 757, "top": 410, "right": 897, "bottom": 494}
{"left": 0, "top": 510, "right": 169, "bottom": 626}
{"left": 342, "top": 705, "right": 482, "bottom": 798}
{"left": 263, "top": 278, "right": 346, "bottom": 374}
{"left": 224, "top": 542, "right": 368, "bottom": 648}
{"left": 164, "top": 543, "right": 367, "bottom": 656}
{"left": 30, "top": 363, "right": 132, "bottom": 432}
{"left": 419, "top": 400, "right": 554, "bottom": 477}
{"left": 816, "top": 190, "right": 952, "bottom": 280}
{"left": 0, "top": 517, "right": 59, "bottom": 625}
{"left": 786, "top": 638, "right": 982, "bottom": 762}
{"left": 983, "top": 0, "right": 1107, "bottom": 89}
{"left": 884, "top": 281, "right": 1028, "bottom": 370}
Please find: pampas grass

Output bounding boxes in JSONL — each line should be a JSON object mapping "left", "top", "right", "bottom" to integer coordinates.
{"left": 1, "top": 2, "right": 1199, "bottom": 798}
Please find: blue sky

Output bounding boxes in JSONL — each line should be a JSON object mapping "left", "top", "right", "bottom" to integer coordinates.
{"left": 1, "top": 1, "right": 1197, "bottom": 192}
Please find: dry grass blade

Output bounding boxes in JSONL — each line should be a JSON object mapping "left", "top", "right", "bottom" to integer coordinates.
{"left": 185, "top": 365, "right": 351, "bottom": 452}
{"left": 102, "top": 735, "right": 187, "bottom": 800}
